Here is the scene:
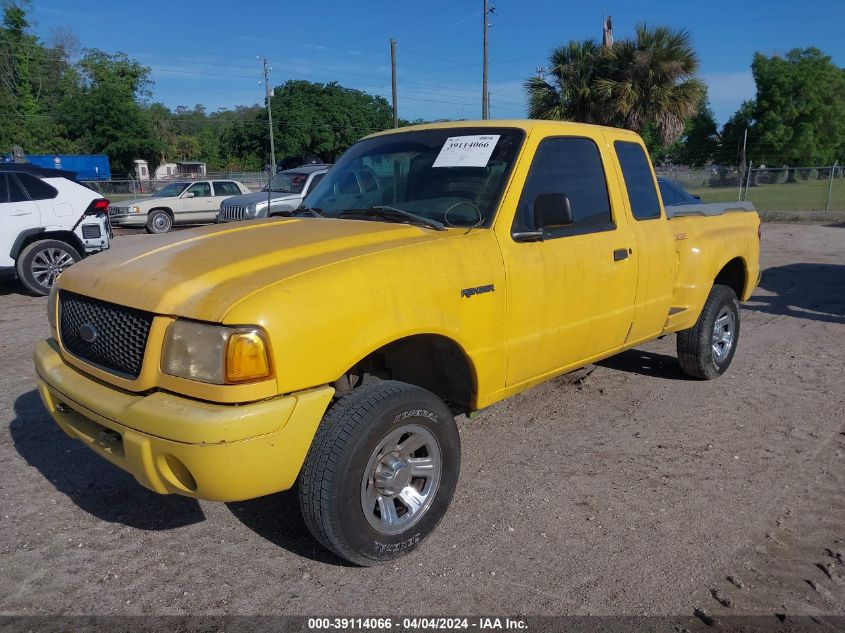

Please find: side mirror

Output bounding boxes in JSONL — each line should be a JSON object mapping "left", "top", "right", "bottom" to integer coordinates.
{"left": 533, "top": 193, "right": 573, "bottom": 229}
{"left": 183, "top": 191, "right": 195, "bottom": 198}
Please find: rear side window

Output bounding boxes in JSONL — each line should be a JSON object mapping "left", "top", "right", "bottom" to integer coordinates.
{"left": 16, "top": 173, "right": 58, "bottom": 200}
{"left": 513, "top": 137, "right": 612, "bottom": 237}
{"left": 615, "top": 141, "right": 661, "bottom": 220}
{"left": 213, "top": 181, "right": 241, "bottom": 196}
{"left": 6, "top": 174, "right": 29, "bottom": 202}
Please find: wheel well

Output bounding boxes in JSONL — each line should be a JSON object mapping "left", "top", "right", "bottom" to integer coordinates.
{"left": 334, "top": 335, "right": 476, "bottom": 414}
{"left": 149, "top": 207, "right": 173, "bottom": 216}
{"left": 715, "top": 257, "right": 746, "bottom": 299}
{"left": 12, "top": 229, "right": 85, "bottom": 261}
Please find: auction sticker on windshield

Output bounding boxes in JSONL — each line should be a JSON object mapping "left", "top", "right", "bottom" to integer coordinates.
{"left": 433, "top": 135, "right": 500, "bottom": 168}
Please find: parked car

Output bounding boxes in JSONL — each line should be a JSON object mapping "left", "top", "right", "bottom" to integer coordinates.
{"left": 217, "top": 165, "right": 330, "bottom": 222}
{"left": 657, "top": 177, "right": 702, "bottom": 206}
{"left": 0, "top": 164, "right": 110, "bottom": 295}
{"left": 36, "top": 120, "right": 760, "bottom": 565}
{"left": 109, "top": 179, "right": 250, "bottom": 233}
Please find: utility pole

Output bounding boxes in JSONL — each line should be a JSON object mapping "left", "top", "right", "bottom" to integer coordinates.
{"left": 390, "top": 39, "right": 398, "bottom": 128}
{"left": 738, "top": 127, "right": 748, "bottom": 202}
{"left": 261, "top": 57, "right": 277, "bottom": 176}
{"left": 482, "top": 0, "right": 495, "bottom": 119}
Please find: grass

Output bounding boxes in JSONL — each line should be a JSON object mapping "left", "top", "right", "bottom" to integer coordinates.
{"left": 689, "top": 178, "right": 845, "bottom": 212}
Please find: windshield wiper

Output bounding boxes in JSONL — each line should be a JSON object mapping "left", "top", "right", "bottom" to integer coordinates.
{"left": 339, "top": 205, "right": 445, "bottom": 231}
{"left": 293, "top": 205, "right": 324, "bottom": 217}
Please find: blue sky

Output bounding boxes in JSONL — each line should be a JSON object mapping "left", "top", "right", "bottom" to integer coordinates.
{"left": 30, "top": 0, "right": 845, "bottom": 126}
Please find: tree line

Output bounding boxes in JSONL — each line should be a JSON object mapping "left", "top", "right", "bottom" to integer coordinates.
{"left": 525, "top": 24, "right": 845, "bottom": 167}
{"left": 0, "top": 3, "right": 395, "bottom": 176}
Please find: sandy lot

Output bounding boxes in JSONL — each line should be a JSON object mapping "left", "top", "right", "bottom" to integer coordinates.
{"left": 0, "top": 223, "right": 843, "bottom": 621}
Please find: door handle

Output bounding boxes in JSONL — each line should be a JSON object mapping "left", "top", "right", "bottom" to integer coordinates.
{"left": 613, "top": 248, "right": 631, "bottom": 261}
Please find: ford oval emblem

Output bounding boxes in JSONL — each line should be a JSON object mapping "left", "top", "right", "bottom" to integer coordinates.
{"left": 79, "top": 323, "right": 98, "bottom": 344}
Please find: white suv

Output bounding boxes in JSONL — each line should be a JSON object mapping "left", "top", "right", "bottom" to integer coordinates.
{"left": 0, "top": 164, "right": 111, "bottom": 295}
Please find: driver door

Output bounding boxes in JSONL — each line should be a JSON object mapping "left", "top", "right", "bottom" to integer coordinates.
{"left": 176, "top": 182, "right": 213, "bottom": 223}
{"left": 499, "top": 134, "right": 638, "bottom": 386}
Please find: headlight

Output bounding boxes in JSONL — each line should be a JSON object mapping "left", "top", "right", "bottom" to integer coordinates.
{"left": 48, "top": 285, "right": 59, "bottom": 329}
{"left": 130, "top": 206, "right": 142, "bottom": 214}
{"left": 245, "top": 201, "right": 269, "bottom": 217}
{"left": 161, "top": 320, "right": 271, "bottom": 384}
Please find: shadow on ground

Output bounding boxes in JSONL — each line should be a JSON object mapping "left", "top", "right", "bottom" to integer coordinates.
{"left": 227, "top": 495, "right": 352, "bottom": 566}
{"left": 9, "top": 389, "right": 205, "bottom": 530}
{"left": 0, "top": 280, "right": 27, "bottom": 297}
{"left": 10, "top": 389, "right": 346, "bottom": 563}
{"left": 597, "top": 349, "right": 690, "bottom": 380}
{"left": 748, "top": 263, "right": 845, "bottom": 324}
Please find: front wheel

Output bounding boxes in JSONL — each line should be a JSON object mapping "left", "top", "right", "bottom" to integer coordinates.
{"left": 145, "top": 210, "right": 173, "bottom": 234}
{"left": 677, "top": 284, "right": 741, "bottom": 379}
{"left": 298, "top": 381, "right": 461, "bottom": 566}
{"left": 16, "top": 239, "right": 81, "bottom": 295}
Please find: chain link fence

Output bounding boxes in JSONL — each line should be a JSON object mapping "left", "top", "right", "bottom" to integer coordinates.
{"left": 655, "top": 164, "right": 845, "bottom": 211}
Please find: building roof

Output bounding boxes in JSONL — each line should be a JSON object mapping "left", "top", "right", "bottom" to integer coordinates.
{"left": 175, "top": 160, "right": 206, "bottom": 165}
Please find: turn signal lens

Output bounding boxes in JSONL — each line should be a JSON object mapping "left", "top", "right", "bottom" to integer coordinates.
{"left": 225, "top": 330, "right": 271, "bottom": 383}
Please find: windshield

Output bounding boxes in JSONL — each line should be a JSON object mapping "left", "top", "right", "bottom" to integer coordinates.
{"left": 266, "top": 171, "right": 308, "bottom": 193}
{"left": 152, "top": 182, "right": 189, "bottom": 197}
{"left": 303, "top": 127, "right": 524, "bottom": 227}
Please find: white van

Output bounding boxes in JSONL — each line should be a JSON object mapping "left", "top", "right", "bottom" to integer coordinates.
{"left": 0, "top": 164, "right": 111, "bottom": 295}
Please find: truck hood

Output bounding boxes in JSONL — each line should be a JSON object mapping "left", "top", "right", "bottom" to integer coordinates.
{"left": 58, "top": 218, "right": 446, "bottom": 322}
{"left": 222, "top": 191, "right": 300, "bottom": 206}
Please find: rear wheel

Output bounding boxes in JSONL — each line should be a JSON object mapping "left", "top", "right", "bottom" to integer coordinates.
{"left": 16, "top": 239, "right": 81, "bottom": 296}
{"left": 145, "top": 210, "right": 173, "bottom": 234}
{"left": 298, "top": 380, "right": 461, "bottom": 566}
{"left": 677, "top": 284, "right": 741, "bottom": 379}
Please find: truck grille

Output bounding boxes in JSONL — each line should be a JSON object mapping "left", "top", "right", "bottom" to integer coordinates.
{"left": 59, "top": 291, "right": 154, "bottom": 379}
{"left": 81, "top": 224, "right": 101, "bottom": 239}
{"left": 219, "top": 205, "right": 245, "bottom": 221}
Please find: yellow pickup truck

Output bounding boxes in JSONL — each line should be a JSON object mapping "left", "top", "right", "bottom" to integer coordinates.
{"left": 35, "top": 120, "right": 760, "bottom": 565}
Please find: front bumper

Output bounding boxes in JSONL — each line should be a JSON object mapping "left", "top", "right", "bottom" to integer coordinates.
{"left": 109, "top": 213, "right": 146, "bottom": 227}
{"left": 34, "top": 339, "right": 335, "bottom": 502}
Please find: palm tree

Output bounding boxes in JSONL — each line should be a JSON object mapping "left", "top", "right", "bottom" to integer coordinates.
{"left": 525, "top": 25, "right": 706, "bottom": 146}
{"left": 525, "top": 39, "right": 610, "bottom": 123}
{"left": 596, "top": 25, "right": 706, "bottom": 145}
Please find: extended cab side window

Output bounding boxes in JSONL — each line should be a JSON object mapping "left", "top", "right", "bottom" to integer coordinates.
{"left": 512, "top": 137, "right": 613, "bottom": 238}
{"left": 16, "top": 173, "right": 57, "bottom": 200}
{"left": 615, "top": 141, "right": 662, "bottom": 220}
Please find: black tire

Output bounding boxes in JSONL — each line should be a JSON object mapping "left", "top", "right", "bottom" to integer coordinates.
{"left": 677, "top": 284, "right": 741, "bottom": 379}
{"left": 16, "top": 239, "right": 81, "bottom": 296}
{"left": 145, "top": 209, "right": 173, "bottom": 234}
{"left": 298, "top": 380, "right": 461, "bottom": 566}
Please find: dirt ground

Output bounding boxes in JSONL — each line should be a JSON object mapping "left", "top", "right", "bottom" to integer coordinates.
{"left": 0, "top": 223, "right": 843, "bottom": 621}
